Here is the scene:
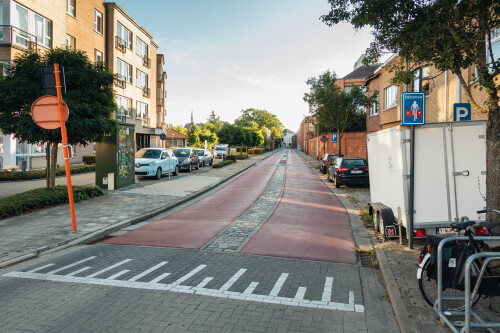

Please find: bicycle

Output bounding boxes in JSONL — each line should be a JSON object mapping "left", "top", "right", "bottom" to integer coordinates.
{"left": 417, "top": 209, "right": 500, "bottom": 310}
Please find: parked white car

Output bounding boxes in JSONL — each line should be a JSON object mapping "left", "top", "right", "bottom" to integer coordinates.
{"left": 213, "top": 145, "right": 228, "bottom": 158}
{"left": 135, "top": 148, "right": 179, "bottom": 180}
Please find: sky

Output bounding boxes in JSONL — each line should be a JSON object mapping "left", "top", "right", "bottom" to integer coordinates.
{"left": 112, "top": 0, "right": 374, "bottom": 132}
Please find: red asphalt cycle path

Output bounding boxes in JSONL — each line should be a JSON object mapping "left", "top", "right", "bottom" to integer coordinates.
{"left": 103, "top": 152, "right": 284, "bottom": 248}
{"left": 241, "top": 150, "right": 356, "bottom": 263}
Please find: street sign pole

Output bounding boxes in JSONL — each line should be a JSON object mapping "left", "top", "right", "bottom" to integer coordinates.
{"left": 408, "top": 125, "right": 415, "bottom": 249}
{"left": 54, "top": 63, "right": 77, "bottom": 231}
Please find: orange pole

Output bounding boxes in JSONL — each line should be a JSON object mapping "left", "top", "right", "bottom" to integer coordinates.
{"left": 54, "top": 63, "right": 77, "bottom": 231}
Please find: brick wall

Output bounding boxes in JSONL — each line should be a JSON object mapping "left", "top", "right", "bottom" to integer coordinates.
{"left": 366, "top": 75, "right": 381, "bottom": 134}
{"left": 307, "top": 132, "right": 367, "bottom": 160}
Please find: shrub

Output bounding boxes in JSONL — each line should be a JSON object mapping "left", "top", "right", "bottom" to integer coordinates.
{"left": 0, "top": 165, "right": 95, "bottom": 181}
{"left": 225, "top": 155, "right": 237, "bottom": 162}
{"left": 235, "top": 155, "right": 248, "bottom": 160}
{"left": 249, "top": 148, "right": 263, "bottom": 155}
{"left": 82, "top": 155, "right": 96, "bottom": 165}
{"left": 0, "top": 185, "right": 104, "bottom": 220}
{"left": 212, "top": 160, "right": 236, "bottom": 168}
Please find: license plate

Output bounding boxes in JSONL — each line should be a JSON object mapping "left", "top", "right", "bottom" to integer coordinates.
{"left": 134, "top": 169, "right": 142, "bottom": 173}
{"left": 437, "top": 227, "right": 454, "bottom": 234}
{"left": 351, "top": 170, "right": 362, "bottom": 174}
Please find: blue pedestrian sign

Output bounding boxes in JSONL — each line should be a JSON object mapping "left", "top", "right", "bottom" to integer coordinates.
{"left": 332, "top": 133, "right": 337, "bottom": 143}
{"left": 453, "top": 103, "right": 471, "bottom": 121}
{"left": 402, "top": 92, "right": 425, "bottom": 125}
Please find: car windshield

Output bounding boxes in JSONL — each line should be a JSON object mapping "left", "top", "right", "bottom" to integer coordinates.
{"left": 215, "top": 147, "right": 226, "bottom": 151}
{"left": 135, "top": 149, "right": 161, "bottom": 159}
{"left": 173, "top": 149, "right": 190, "bottom": 157}
{"left": 196, "top": 150, "right": 205, "bottom": 156}
{"left": 342, "top": 159, "right": 366, "bottom": 167}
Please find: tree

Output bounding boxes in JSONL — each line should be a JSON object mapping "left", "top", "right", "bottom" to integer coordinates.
{"left": 321, "top": 0, "right": 500, "bottom": 219}
{"left": 187, "top": 123, "right": 201, "bottom": 147}
{"left": 234, "top": 108, "right": 284, "bottom": 140}
{"left": 217, "top": 124, "right": 246, "bottom": 155}
{"left": 0, "top": 48, "right": 116, "bottom": 189}
{"left": 303, "top": 71, "right": 374, "bottom": 156}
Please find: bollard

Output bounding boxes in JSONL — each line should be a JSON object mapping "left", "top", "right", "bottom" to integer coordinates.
{"left": 108, "top": 173, "right": 115, "bottom": 190}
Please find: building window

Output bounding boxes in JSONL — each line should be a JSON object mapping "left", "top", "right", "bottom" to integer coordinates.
{"left": 66, "top": 0, "right": 75, "bottom": 17}
{"left": 11, "top": 3, "right": 52, "bottom": 48}
{"left": 30, "top": 143, "right": 45, "bottom": 155}
{"left": 116, "top": 22, "right": 132, "bottom": 49}
{"left": 488, "top": 27, "right": 500, "bottom": 72}
{"left": 136, "top": 101, "right": 148, "bottom": 119}
{"left": 136, "top": 37, "right": 148, "bottom": 59}
{"left": 94, "top": 10, "right": 103, "bottom": 34}
{"left": 94, "top": 50, "right": 103, "bottom": 63}
{"left": 413, "top": 66, "right": 430, "bottom": 95}
{"left": 117, "top": 58, "right": 132, "bottom": 83}
{"left": 116, "top": 95, "right": 131, "bottom": 117}
{"left": 136, "top": 69, "right": 148, "bottom": 89}
{"left": 370, "top": 101, "right": 379, "bottom": 116}
{"left": 384, "top": 85, "right": 398, "bottom": 109}
{"left": 66, "top": 34, "right": 75, "bottom": 50}
{"left": 0, "top": 61, "right": 10, "bottom": 78}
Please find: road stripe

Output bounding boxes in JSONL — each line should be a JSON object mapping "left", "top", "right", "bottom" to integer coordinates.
{"left": 87, "top": 259, "right": 132, "bottom": 278}
{"left": 219, "top": 268, "right": 247, "bottom": 292}
{"left": 322, "top": 277, "right": 333, "bottom": 302}
{"left": 269, "top": 273, "right": 288, "bottom": 297}
{"left": 170, "top": 264, "right": 206, "bottom": 286}
{"left": 128, "top": 262, "right": 168, "bottom": 282}
{"left": 66, "top": 266, "right": 91, "bottom": 277}
{"left": 27, "top": 264, "right": 54, "bottom": 273}
{"left": 106, "top": 270, "right": 130, "bottom": 280}
{"left": 294, "top": 287, "right": 307, "bottom": 300}
{"left": 150, "top": 273, "right": 170, "bottom": 283}
{"left": 196, "top": 277, "right": 213, "bottom": 288}
{"left": 243, "top": 282, "right": 259, "bottom": 294}
{"left": 47, "top": 257, "right": 96, "bottom": 275}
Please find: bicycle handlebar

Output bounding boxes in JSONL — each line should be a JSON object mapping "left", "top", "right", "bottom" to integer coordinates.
{"left": 477, "top": 209, "right": 500, "bottom": 214}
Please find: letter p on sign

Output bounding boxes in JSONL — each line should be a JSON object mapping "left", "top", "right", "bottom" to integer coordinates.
{"left": 453, "top": 103, "right": 471, "bottom": 121}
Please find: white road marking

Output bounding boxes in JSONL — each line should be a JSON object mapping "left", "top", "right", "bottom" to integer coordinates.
{"left": 129, "top": 262, "right": 168, "bottom": 282}
{"left": 27, "top": 264, "right": 54, "bottom": 273}
{"left": 150, "top": 273, "right": 170, "bottom": 283}
{"left": 66, "top": 266, "right": 91, "bottom": 277}
{"left": 170, "top": 265, "right": 206, "bottom": 286}
{"left": 294, "top": 287, "right": 307, "bottom": 300}
{"left": 220, "top": 269, "right": 247, "bottom": 292}
{"left": 243, "top": 282, "right": 259, "bottom": 295}
{"left": 322, "top": 277, "right": 333, "bottom": 302}
{"left": 87, "top": 259, "right": 132, "bottom": 278}
{"left": 46, "top": 256, "right": 96, "bottom": 275}
{"left": 106, "top": 270, "right": 130, "bottom": 280}
{"left": 269, "top": 273, "right": 288, "bottom": 297}
{"left": 196, "top": 277, "right": 213, "bottom": 288}
{"left": 4, "top": 262, "right": 365, "bottom": 313}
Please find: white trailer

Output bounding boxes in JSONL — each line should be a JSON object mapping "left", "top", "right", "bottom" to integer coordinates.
{"left": 367, "top": 120, "right": 487, "bottom": 239}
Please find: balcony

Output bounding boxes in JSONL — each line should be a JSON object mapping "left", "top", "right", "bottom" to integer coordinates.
{"left": 0, "top": 25, "right": 37, "bottom": 51}
{"left": 141, "top": 117, "right": 150, "bottom": 128}
{"left": 115, "top": 74, "right": 126, "bottom": 88}
{"left": 115, "top": 36, "right": 126, "bottom": 53}
{"left": 142, "top": 87, "right": 150, "bottom": 98}
{"left": 157, "top": 97, "right": 163, "bottom": 106}
{"left": 142, "top": 56, "right": 151, "bottom": 68}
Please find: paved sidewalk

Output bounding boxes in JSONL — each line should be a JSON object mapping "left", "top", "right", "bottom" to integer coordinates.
{"left": 0, "top": 152, "right": 273, "bottom": 268}
{"left": 297, "top": 150, "right": 500, "bottom": 333}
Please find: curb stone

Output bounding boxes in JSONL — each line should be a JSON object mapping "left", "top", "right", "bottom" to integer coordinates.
{"left": 0, "top": 152, "right": 276, "bottom": 269}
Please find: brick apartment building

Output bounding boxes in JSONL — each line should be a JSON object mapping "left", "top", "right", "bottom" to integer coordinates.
{"left": 0, "top": 0, "right": 167, "bottom": 170}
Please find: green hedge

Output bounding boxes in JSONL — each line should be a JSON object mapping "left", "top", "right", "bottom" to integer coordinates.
{"left": 248, "top": 148, "right": 264, "bottom": 155}
{"left": 212, "top": 159, "right": 236, "bottom": 168}
{"left": 224, "top": 155, "right": 237, "bottom": 162}
{"left": 0, "top": 165, "right": 95, "bottom": 181}
{"left": 82, "top": 155, "right": 96, "bottom": 165}
{"left": 0, "top": 185, "right": 104, "bottom": 220}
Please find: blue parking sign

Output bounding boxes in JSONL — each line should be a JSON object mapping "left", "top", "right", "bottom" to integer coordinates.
{"left": 332, "top": 133, "right": 337, "bottom": 143}
{"left": 402, "top": 92, "right": 425, "bottom": 125}
{"left": 453, "top": 103, "right": 471, "bottom": 121}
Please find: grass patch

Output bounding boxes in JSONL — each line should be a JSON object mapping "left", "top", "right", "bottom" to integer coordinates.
{"left": 346, "top": 194, "right": 360, "bottom": 206}
{"left": 0, "top": 165, "right": 95, "bottom": 182}
{"left": 359, "top": 205, "right": 373, "bottom": 228}
{"left": 0, "top": 185, "right": 103, "bottom": 220}
{"left": 212, "top": 159, "right": 237, "bottom": 168}
{"left": 356, "top": 246, "right": 378, "bottom": 268}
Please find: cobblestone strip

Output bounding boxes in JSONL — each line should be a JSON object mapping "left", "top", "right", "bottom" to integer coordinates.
{"left": 201, "top": 153, "right": 288, "bottom": 253}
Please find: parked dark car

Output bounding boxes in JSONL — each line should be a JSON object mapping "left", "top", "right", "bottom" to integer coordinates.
{"left": 319, "top": 153, "right": 339, "bottom": 174}
{"left": 195, "top": 149, "right": 213, "bottom": 167}
{"left": 173, "top": 148, "right": 200, "bottom": 172}
{"left": 327, "top": 157, "right": 369, "bottom": 188}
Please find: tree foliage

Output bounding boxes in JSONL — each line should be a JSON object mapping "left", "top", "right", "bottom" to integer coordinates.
{"left": 321, "top": 0, "right": 500, "bottom": 219}
{"left": 234, "top": 108, "right": 284, "bottom": 141}
{"left": 304, "top": 70, "right": 375, "bottom": 155}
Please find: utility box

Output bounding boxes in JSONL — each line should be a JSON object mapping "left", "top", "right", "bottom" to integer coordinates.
{"left": 96, "top": 122, "right": 135, "bottom": 190}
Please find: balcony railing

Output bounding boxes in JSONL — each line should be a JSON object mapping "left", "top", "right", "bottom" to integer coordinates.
{"left": 115, "top": 36, "right": 126, "bottom": 52}
{"left": 142, "top": 87, "right": 150, "bottom": 97}
{"left": 0, "top": 25, "right": 37, "bottom": 51}
{"left": 142, "top": 56, "right": 151, "bottom": 68}
{"left": 157, "top": 97, "right": 163, "bottom": 106}
{"left": 142, "top": 117, "right": 150, "bottom": 128}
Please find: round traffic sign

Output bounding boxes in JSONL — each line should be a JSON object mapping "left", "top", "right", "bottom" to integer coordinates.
{"left": 31, "top": 95, "right": 69, "bottom": 129}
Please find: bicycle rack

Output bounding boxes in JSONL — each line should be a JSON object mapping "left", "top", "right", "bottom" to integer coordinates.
{"left": 435, "top": 236, "right": 500, "bottom": 333}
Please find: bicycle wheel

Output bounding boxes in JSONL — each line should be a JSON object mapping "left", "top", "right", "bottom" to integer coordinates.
{"left": 418, "top": 258, "right": 481, "bottom": 310}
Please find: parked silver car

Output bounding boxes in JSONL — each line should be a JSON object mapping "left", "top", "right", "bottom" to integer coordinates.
{"left": 195, "top": 149, "right": 213, "bottom": 167}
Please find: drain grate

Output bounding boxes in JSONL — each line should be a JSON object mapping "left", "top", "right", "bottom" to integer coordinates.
{"left": 357, "top": 252, "right": 378, "bottom": 269}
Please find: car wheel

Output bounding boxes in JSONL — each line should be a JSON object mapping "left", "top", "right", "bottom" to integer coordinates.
{"left": 202, "top": 161, "right": 205, "bottom": 167}
{"left": 334, "top": 176, "right": 340, "bottom": 188}
{"left": 372, "top": 212, "right": 379, "bottom": 232}
{"left": 173, "top": 165, "right": 179, "bottom": 176}
{"left": 196, "top": 162, "right": 199, "bottom": 170}
{"left": 327, "top": 172, "right": 332, "bottom": 182}
{"left": 209, "top": 159, "right": 213, "bottom": 166}
{"left": 189, "top": 164, "right": 192, "bottom": 172}
{"left": 155, "top": 167, "right": 162, "bottom": 180}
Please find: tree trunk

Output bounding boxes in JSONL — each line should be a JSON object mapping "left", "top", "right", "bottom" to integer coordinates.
{"left": 486, "top": 105, "right": 500, "bottom": 225}
{"left": 49, "top": 142, "right": 58, "bottom": 190}
{"left": 45, "top": 143, "right": 50, "bottom": 190}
